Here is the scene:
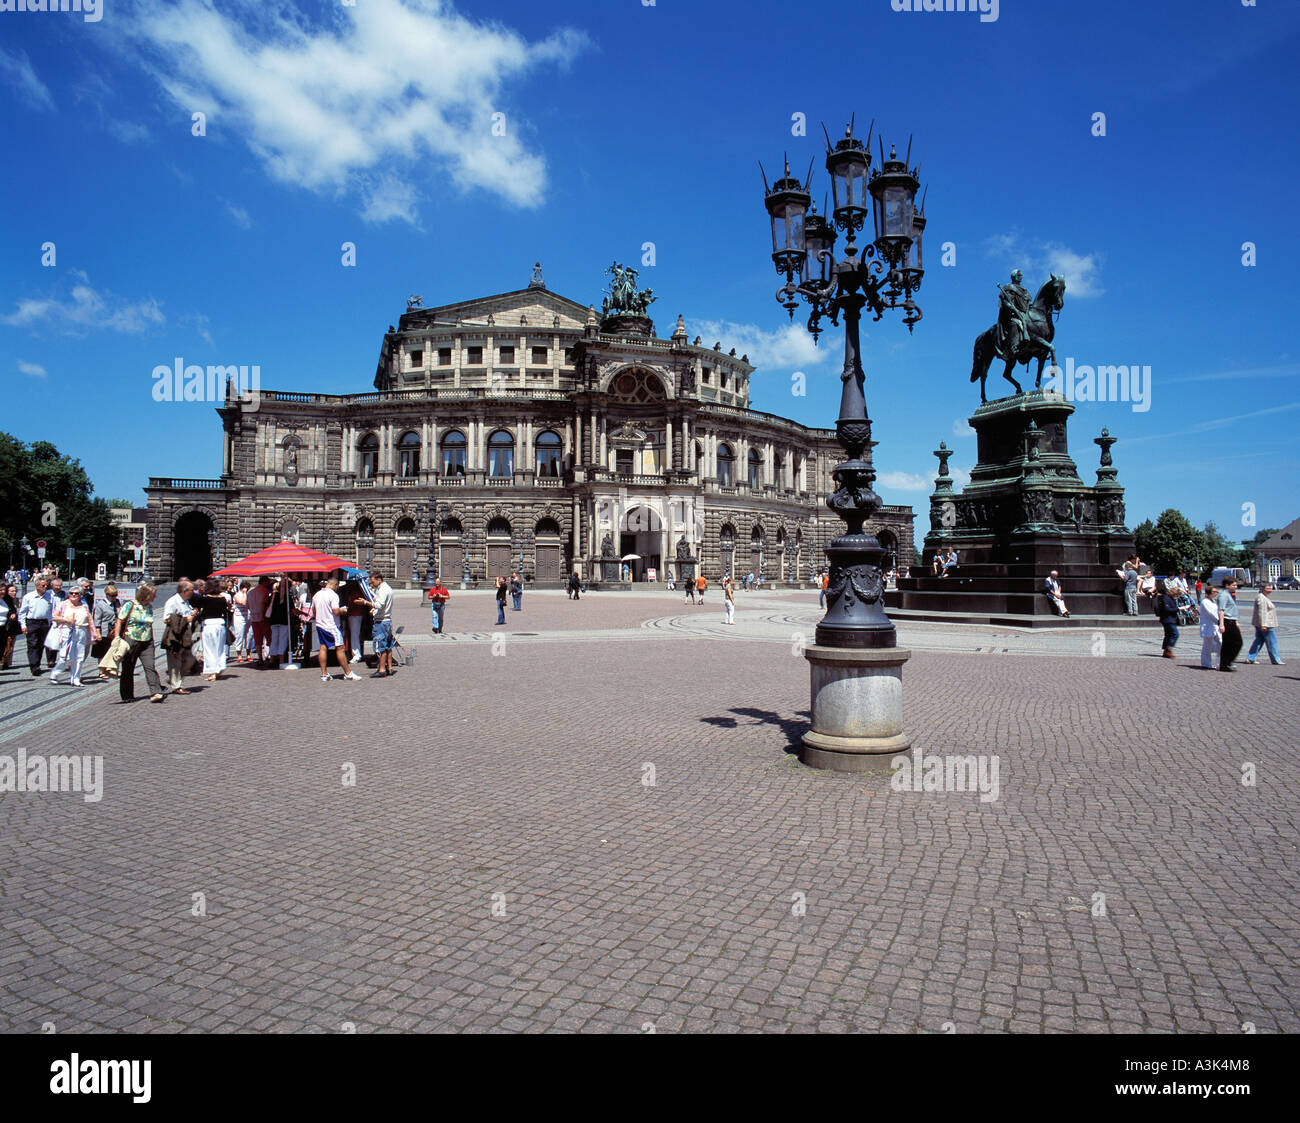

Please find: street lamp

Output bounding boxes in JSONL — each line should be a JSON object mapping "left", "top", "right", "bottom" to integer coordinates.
{"left": 763, "top": 114, "right": 926, "bottom": 769}
{"left": 762, "top": 116, "right": 925, "bottom": 647}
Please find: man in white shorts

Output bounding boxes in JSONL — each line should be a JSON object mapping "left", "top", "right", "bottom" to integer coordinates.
{"left": 312, "top": 577, "right": 361, "bottom": 682}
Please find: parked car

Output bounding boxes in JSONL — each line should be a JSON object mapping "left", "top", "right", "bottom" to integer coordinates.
{"left": 1276, "top": 575, "right": 1299, "bottom": 590}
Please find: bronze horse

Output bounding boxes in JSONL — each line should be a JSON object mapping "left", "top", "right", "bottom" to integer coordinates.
{"left": 970, "top": 274, "right": 1066, "bottom": 402}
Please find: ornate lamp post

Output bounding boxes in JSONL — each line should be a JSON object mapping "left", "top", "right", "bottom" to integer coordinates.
{"left": 763, "top": 116, "right": 926, "bottom": 769}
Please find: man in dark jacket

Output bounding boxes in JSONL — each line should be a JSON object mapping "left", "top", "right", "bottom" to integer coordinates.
{"left": 495, "top": 576, "right": 507, "bottom": 625}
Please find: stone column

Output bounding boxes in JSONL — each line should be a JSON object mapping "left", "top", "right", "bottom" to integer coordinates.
{"left": 665, "top": 418, "right": 674, "bottom": 472}
{"left": 575, "top": 411, "right": 584, "bottom": 466}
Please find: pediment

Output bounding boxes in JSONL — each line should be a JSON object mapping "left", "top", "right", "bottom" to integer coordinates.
{"left": 403, "top": 287, "right": 590, "bottom": 332}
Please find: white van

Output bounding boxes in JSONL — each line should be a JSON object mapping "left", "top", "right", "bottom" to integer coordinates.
{"left": 1208, "top": 566, "right": 1250, "bottom": 588}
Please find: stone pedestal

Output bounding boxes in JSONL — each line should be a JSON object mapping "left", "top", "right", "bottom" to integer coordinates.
{"left": 801, "top": 645, "right": 911, "bottom": 771}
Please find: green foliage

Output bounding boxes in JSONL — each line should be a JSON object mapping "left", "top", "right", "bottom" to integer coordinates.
{"left": 0, "top": 432, "right": 124, "bottom": 575}
{"left": 1134, "top": 508, "right": 1206, "bottom": 575}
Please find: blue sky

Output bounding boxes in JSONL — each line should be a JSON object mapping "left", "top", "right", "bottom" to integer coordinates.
{"left": 2, "top": 0, "right": 1298, "bottom": 544}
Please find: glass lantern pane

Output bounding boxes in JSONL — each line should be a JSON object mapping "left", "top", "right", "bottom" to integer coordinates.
{"left": 787, "top": 206, "right": 804, "bottom": 251}
{"left": 883, "top": 186, "right": 911, "bottom": 237}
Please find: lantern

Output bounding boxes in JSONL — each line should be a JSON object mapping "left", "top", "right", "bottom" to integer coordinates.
{"left": 868, "top": 142, "right": 919, "bottom": 267}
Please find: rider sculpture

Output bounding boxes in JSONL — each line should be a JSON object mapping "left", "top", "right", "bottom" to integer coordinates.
{"left": 970, "top": 269, "right": 1066, "bottom": 403}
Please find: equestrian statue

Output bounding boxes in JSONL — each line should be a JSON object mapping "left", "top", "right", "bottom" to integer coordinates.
{"left": 970, "top": 270, "right": 1066, "bottom": 403}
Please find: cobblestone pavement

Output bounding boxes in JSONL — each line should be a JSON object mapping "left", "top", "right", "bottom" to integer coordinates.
{"left": 1, "top": 589, "right": 1296, "bottom": 1033}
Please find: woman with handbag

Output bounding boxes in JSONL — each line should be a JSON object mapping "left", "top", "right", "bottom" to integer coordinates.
{"left": 49, "top": 585, "right": 98, "bottom": 686}
{"left": 117, "top": 583, "right": 164, "bottom": 703}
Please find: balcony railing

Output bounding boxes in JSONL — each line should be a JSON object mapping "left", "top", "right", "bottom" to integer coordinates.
{"left": 147, "top": 477, "right": 227, "bottom": 490}
{"left": 486, "top": 477, "right": 512, "bottom": 486}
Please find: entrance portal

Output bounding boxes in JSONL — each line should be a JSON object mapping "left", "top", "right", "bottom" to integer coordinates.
{"left": 173, "top": 510, "right": 214, "bottom": 580}
{"left": 619, "top": 504, "right": 663, "bottom": 581}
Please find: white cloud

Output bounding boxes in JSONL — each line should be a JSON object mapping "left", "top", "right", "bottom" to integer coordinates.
{"left": 691, "top": 318, "right": 832, "bottom": 373}
{"left": 983, "top": 230, "right": 1104, "bottom": 298}
{"left": 17, "top": 359, "right": 47, "bottom": 378}
{"left": 360, "top": 174, "right": 420, "bottom": 226}
{"left": 952, "top": 418, "right": 975, "bottom": 437}
{"left": 106, "top": 118, "right": 152, "bottom": 145}
{"left": 876, "top": 470, "right": 931, "bottom": 492}
{"left": 125, "top": 0, "right": 589, "bottom": 220}
{"left": 221, "top": 199, "right": 253, "bottom": 229}
{"left": 0, "top": 46, "right": 54, "bottom": 111}
{"left": 2, "top": 276, "right": 164, "bottom": 335}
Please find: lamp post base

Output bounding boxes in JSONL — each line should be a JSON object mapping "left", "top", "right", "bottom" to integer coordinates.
{"left": 801, "top": 645, "right": 911, "bottom": 772}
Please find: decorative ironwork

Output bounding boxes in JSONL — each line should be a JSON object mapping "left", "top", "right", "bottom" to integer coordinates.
{"left": 762, "top": 114, "right": 928, "bottom": 647}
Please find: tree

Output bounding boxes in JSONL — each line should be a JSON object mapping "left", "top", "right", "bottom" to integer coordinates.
{"left": 1201, "top": 521, "right": 1236, "bottom": 570}
{"left": 0, "top": 432, "right": 122, "bottom": 576}
{"left": 1134, "top": 509, "right": 1206, "bottom": 575}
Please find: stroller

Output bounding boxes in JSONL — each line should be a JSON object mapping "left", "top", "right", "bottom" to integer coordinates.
{"left": 1174, "top": 591, "right": 1199, "bottom": 627}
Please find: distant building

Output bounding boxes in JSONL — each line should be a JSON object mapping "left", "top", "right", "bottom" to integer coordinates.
{"left": 1254, "top": 518, "right": 1300, "bottom": 583}
{"left": 110, "top": 507, "right": 149, "bottom": 579}
{"left": 145, "top": 268, "right": 914, "bottom": 585}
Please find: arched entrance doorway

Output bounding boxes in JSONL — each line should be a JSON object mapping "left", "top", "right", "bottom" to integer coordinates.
{"left": 395, "top": 518, "right": 417, "bottom": 582}
{"left": 620, "top": 504, "right": 663, "bottom": 581}
{"left": 486, "top": 517, "right": 512, "bottom": 579}
{"left": 173, "top": 510, "right": 214, "bottom": 580}
{"left": 535, "top": 518, "right": 562, "bottom": 580}
{"left": 439, "top": 517, "right": 463, "bottom": 583}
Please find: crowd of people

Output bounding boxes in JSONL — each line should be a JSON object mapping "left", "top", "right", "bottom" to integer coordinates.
{"left": 3, "top": 568, "right": 407, "bottom": 702}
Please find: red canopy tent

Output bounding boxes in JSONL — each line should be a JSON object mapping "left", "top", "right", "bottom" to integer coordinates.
{"left": 211, "top": 542, "right": 355, "bottom": 577}
{"left": 210, "top": 543, "right": 359, "bottom": 666}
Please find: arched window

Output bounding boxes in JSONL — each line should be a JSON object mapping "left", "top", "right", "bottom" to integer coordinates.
{"left": 358, "top": 433, "right": 379, "bottom": 480}
{"left": 398, "top": 431, "right": 421, "bottom": 478}
{"left": 488, "top": 430, "right": 514, "bottom": 478}
{"left": 774, "top": 453, "right": 785, "bottom": 489}
{"left": 486, "top": 517, "right": 512, "bottom": 538}
{"left": 280, "top": 520, "right": 300, "bottom": 544}
{"left": 440, "top": 517, "right": 463, "bottom": 536}
{"left": 535, "top": 518, "right": 561, "bottom": 537}
{"left": 441, "top": 430, "right": 467, "bottom": 477}
{"left": 535, "top": 430, "right": 562, "bottom": 477}
{"left": 747, "top": 448, "right": 762, "bottom": 488}
{"left": 717, "top": 443, "right": 734, "bottom": 487}
{"left": 693, "top": 440, "right": 703, "bottom": 473}
{"left": 395, "top": 518, "right": 416, "bottom": 541}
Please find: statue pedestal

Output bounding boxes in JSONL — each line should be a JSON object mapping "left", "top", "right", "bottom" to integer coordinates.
{"left": 801, "top": 645, "right": 912, "bottom": 772}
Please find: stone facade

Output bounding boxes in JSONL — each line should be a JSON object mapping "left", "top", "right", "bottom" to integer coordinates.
{"left": 1254, "top": 518, "right": 1300, "bottom": 584}
{"left": 145, "top": 272, "right": 914, "bottom": 586}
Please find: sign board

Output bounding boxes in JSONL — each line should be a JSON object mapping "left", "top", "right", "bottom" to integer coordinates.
{"left": 36, "top": 539, "right": 46, "bottom": 550}
{"left": 646, "top": 567, "right": 657, "bottom": 582}
{"left": 96, "top": 563, "right": 107, "bottom": 581}
{"left": 133, "top": 541, "right": 142, "bottom": 549}
{"left": 66, "top": 546, "right": 76, "bottom": 561}
{"left": 36, "top": 546, "right": 46, "bottom": 559}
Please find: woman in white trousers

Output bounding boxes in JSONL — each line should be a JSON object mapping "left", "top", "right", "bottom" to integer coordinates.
{"left": 199, "top": 588, "right": 230, "bottom": 681}
{"left": 1199, "top": 585, "right": 1223, "bottom": 669}
{"left": 231, "top": 580, "right": 252, "bottom": 662}
{"left": 723, "top": 578, "right": 736, "bottom": 625}
{"left": 49, "top": 587, "right": 96, "bottom": 686}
